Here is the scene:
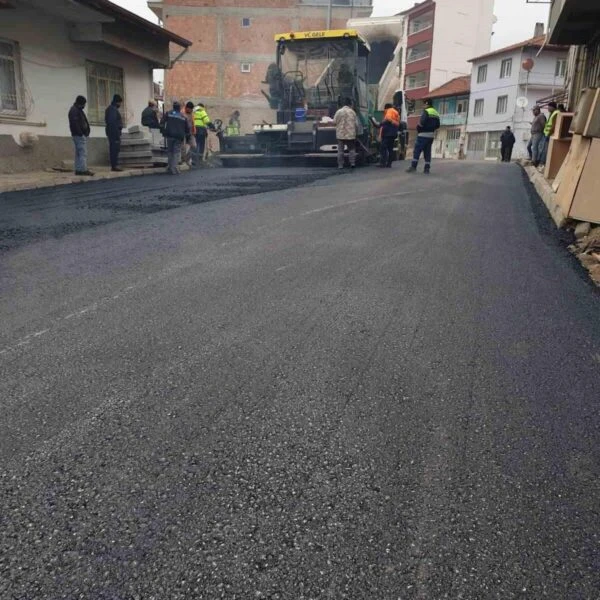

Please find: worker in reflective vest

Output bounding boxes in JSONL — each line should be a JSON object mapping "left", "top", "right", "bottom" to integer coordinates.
{"left": 193, "top": 103, "right": 212, "bottom": 161}
{"left": 539, "top": 101, "right": 560, "bottom": 168}
{"left": 407, "top": 99, "right": 440, "bottom": 174}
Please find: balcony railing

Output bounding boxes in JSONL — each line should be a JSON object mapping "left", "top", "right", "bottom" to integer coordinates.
{"left": 518, "top": 71, "right": 566, "bottom": 87}
{"left": 439, "top": 113, "right": 468, "bottom": 126}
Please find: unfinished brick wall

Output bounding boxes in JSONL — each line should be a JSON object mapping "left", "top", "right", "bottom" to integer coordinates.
{"left": 162, "top": 1, "right": 371, "bottom": 130}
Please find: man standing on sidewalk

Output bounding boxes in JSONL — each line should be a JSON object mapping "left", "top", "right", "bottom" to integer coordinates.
{"left": 407, "top": 99, "right": 440, "bottom": 174}
{"left": 105, "top": 94, "right": 124, "bottom": 172}
{"left": 334, "top": 97, "right": 358, "bottom": 170}
{"left": 68, "top": 95, "right": 93, "bottom": 176}
{"left": 500, "top": 126, "right": 516, "bottom": 162}
{"left": 162, "top": 101, "right": 190, "bottom": 175}
{"left": 530, "top": 106, "right": 546, "bottom": 167}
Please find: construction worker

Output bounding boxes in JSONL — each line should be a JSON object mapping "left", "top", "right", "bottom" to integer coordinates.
{"left": 193, "top": 102, "right": 212, "bottom": 161}
{"left": 539, "top": 102, "right": 561, "bottom": 170}
{"left": 407, "top": 98, "right": 440, "bottom": 174}
{"left": 378, "top": 103, "right": 400, "bottom": 168}
{"left": 226, "top": 110, "right": 241, "bottom": 136}
{"left": 161, "top": 101, "right": 190, "bottom": 175}
{"left": 333, "top": 97, "right": 358, "bottom": 170}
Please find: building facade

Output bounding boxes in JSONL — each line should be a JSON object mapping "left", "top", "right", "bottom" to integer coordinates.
{"left": 427, "top": 76, "right": 470, "bottom": 159}
{"left": 0, "top": 0, "right": 189, "bottom": 173}
{"left": 401, "top": 0, "right": 494, "bottom": 132}
{"left": 466, "top": 31, "right": 568, "bottom": 161}
{"left": 150, "top": 0, "right": 372, "bottom": 130}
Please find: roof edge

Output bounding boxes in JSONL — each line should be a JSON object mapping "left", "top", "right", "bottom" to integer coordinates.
{"left": 75, "top": 0, "right": 192, "bottom": 48}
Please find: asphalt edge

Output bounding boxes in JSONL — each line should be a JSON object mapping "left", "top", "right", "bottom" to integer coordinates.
{"left": 519, "top": 165, "right": 600, "bottom": 294}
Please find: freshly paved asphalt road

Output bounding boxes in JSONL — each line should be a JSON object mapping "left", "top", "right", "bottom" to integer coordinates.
{"left": 1, "top": 163, "right": 599, "bottom": 599}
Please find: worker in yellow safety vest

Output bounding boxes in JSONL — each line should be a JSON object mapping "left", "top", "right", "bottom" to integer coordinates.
{"left": 407, "top": 99, "right": 440, "bottom": 174}
{"left": 539, "top": 101, "right": 560, "bottom": 169}
{"left": 193, "top": 103, "right": 212, "bottom": 161}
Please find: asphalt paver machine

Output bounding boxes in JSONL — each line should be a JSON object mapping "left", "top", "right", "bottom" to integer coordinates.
{"left": 220, "top": 29, "right": 378, "bottom": 166}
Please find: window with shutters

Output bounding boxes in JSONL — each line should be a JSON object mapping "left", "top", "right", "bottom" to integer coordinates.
{"left": 0, "top": 38, "right": 25, "bottom": 116}
{"left": 86, "top": 61, "right": 125, "bottom": 126}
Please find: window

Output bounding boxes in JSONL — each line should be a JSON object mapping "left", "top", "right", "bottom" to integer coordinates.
{"left": 496, "top": 95, "right": 508, "bottom": 114}
{"left": 447, "top": 128, "right": 462, "bottom": 141}
{"left": 86, "top": 61, "right": 124, "bottom": 125}
{"left": 437, "top": 100, "right": 450, "bottom": 115}
{"left": 405, "top": 71, "right": 428, "bottom": 90}
{"left": 241, "top": 18, "right": 251, "bottom": 27}
{"left": 555, "top": 58, "right": 567, "bottom": 77}
{"left": 474, "top": 98, "right": 484, "bottom": 117}
{"left": 409, "top": 13, "right": 434, "bottom": 35}
{"left": 477, "top": 64, "right": 488, "bottom": 84}
{"left": 0, "top": 38, "right": 25, "bottom": 116}
{"left": 467, "top": 132, "right": 485, "bottom": 152}
{"left": 240, "top": 63, "right": 252, "bottom": 73}
{"left": 500, "top": 58, "right": 512, "bottom": 79}
{"left": 406, "top": 41, "right": 431, "bottom": 64}
{"left": 457, "top": 100, "right": 468, "bottom": 114}
{"left": 408, "top": 98, "right": 426, "bottom": 115}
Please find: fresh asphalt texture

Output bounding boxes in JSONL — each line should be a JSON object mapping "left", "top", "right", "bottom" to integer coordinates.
{"left": 1, "top": 162, "right": 599, "bottom": 599}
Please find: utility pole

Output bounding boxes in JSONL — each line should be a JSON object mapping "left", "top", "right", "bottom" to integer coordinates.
{"left": 327, "top": 0, "right": 332, "bottom": 29}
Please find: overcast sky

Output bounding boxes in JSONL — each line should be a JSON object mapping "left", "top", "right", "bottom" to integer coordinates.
{"left": 114, "top": 0, "right": 551, "bottom": 50}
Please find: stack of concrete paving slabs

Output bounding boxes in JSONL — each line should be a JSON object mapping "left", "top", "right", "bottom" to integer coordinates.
{"left": 120, "top": 125, "right": 167, "bottom": 168}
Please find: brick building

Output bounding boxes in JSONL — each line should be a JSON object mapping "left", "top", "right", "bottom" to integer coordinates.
{"left": 149, "top": 0, "right": 372, "bottom": 130}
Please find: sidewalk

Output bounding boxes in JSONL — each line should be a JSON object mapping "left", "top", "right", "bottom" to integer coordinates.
{"left": 0, "top": 165, "right": 180, "bottom": 194}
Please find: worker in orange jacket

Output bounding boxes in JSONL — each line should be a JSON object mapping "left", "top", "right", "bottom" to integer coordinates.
{"left": 378, "top": 103, "right": 400, "bottom": 168}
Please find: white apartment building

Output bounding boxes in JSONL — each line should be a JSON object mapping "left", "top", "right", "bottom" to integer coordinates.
{"left": 466, "top": 27, "right": 569, "bottom": 161}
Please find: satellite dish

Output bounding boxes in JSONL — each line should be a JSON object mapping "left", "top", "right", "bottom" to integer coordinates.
{"left": 516, "top": 96, "right": 529, "bottom": 109}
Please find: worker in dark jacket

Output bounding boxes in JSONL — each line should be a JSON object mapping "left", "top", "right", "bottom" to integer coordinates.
{"left": 407, "top": 99, "right": 440, "bottom": 174}
{"left": 68, "top": 95, "right": 93, "bottom": 176}
{"left": 105, "top": 94, "right": 124, "bottom": 172}
{"left": 141, "top": 100, "right": 160, "bottom": 129}
{"left": 161, "top": 101, "right": 191, "bottom": 175}
{"left": 500, "top": 126, "right": 516, "bottom": 162}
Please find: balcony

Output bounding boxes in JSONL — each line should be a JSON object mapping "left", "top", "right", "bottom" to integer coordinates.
{"left": 439, "top": 113, "right": 468, "bottom": 127}
{"left": 408, "top": 12, "right": 434, "bottom": 37}
{"left": 549, "top": 0, "right": 600, "bottom": 45}
{"left": 518, "top": 71, "right": 566, "bottom": 88}
{"left": 406, "top": 41, "right": 431, "bottom": 64}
